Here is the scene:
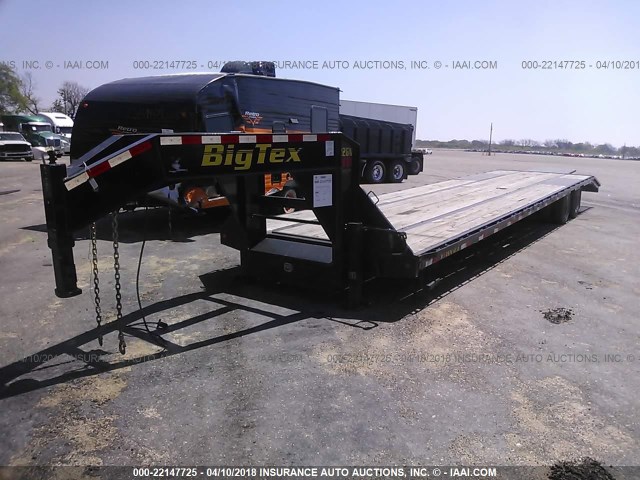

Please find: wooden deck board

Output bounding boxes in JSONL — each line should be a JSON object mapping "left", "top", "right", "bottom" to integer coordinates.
{"left": 267, "top": 218, "right": 328, "bottom": 239}
{"left": 404, "top": 184, "right": 561, "bottom": 253}
{"left": 377, "top": 171, "right": 560, "bottom": 231}
{"left": 269, "top": 170, "right": 592, "bottom": 253}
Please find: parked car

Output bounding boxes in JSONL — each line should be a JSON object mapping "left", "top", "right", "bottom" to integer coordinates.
{"left": 416, "top": 147, "right": 433, "bottom": 154}
{"left": 0, "top": 132, "right": 34, "bottom": 161}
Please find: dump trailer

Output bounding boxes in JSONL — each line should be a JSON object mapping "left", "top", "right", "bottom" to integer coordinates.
{"left": 340, "top": 100, "right": 425, "bottom": 177}
{"left": 340, "top": 100, "right": 419, "bottom": 146}
{"left": 40, "top": 132, "right": 599, "bottom": 320}
{"left": 340, "top": 114, "right": 419, "bottom": 183}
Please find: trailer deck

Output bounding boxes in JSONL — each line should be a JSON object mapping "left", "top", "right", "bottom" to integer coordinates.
{"left": 268, "top": 169, "right": 600, "bottom": 266}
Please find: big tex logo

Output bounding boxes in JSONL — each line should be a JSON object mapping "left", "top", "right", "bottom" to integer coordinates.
{"left": 201, "top": 144, "right": 302, "bottom": 171}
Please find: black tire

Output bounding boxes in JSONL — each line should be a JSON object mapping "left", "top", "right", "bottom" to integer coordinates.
{"left": 408, "top": 156, "right": 422, "bottom": 175}
{"left": 388, "top": 159, "right": 406, "bottom": 183}
{"left": 569, "top": 189, "right": 581, "bottom": 219}
{"left": 363, "top": 160, "right": 386, "bottom": 184}
{"left": 551, "top": 195, "right": 571, "bottom": 224}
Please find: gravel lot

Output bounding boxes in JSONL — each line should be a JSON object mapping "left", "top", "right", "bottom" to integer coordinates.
{"left": 0, "top": 151, "right": 638, "bottom": 472}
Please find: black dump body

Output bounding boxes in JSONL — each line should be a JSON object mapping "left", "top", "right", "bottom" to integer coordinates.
{"left": 339, "top": 114, "right": 413, "bottom": 160}
{"left": 71, "top": 73, "right": 341, "bottom": 162}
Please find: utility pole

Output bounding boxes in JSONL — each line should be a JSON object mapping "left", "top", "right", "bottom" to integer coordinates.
{"left": 488, "top": 122, "right": 493, "bottom": 156}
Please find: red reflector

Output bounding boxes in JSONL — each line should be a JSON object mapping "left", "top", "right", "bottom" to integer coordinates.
{"left": 341, "top": 157, "right": 352, "bottom": 169}
{"left": 221, "top": 135, "right": 239, "bottom": 144}
{"left": 130, "top": 141, "right": 152, "bottom": 157}
{"left": 181, "top": 135, "right": 201, "bottom": 145}
{"left": 288, "top": 134, "right": 303, "bottom": 142}
{"left": 317, "top": 134, "right": 330, "bottom": 141}
{"left": 256, "top": 134, "right": 272, "bottom": 143}
{"left": 87, "top": 161, "right": 111, "bottom": 178}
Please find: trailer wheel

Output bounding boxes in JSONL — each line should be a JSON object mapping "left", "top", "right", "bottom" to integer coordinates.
{"left": 569, "top": 189, "right": 581, "bottom": 219}
{"left": 388, "top": 159, "right": 406, "bottom": 183}
{"left": 408, "top": 156, "right": 422, "bottom": 176}
{"left": 282, "top": 187, "right": 297, "bottom": 214}
{"left": 551, "top": 194, "right": 571, "bottom": 224}
{"left": 363, "top": 160, "right": 386, "bottom": 184}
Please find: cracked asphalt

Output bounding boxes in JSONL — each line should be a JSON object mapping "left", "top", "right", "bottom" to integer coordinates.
{"left": 0, "top": 151, "right": 638, "bottom": 474}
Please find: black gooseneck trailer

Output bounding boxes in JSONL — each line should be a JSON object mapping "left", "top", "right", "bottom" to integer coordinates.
{"left": 40, "top": 132, "right": 599, "bottom": 308}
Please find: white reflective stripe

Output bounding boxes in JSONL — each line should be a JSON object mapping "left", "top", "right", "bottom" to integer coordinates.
{"left": 65, "top": 172, "right": 89, "bottom": 191}
{"left": 160, "top": 136, "right": 182, "bottom": 145}
{"left": 108, "top": 150, "right": 132, "bottom": 167}
{"left": 201, "top": 135, "right": 221, "bottom": 144}
{"left": 494, "top": 228, "right": 499, "bottom": 233}
{"left": 272, "top": 135, "right": 288, "bottom": 143}
{"left": 478, "top": 234, "right": 484, "bottom": 240}
{"left": 303, "top": 135, "right": 317, "bottom": 142}
{"left": 425, "top": 259, "right": 433, "bottom": 267}
{"left": 461, "top": 243, "right": 467, "bottom": 249}
{"left": 239, "top": 135, "right": 256, "bottom": 143}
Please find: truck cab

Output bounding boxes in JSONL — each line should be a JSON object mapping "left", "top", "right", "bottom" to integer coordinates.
{"left": 0, "top": 115, "right": 65, "bottom": 159}
{"left": 38, "top": 112, "right": 74, "bottom": 140}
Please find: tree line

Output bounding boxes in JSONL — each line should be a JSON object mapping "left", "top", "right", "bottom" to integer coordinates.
{"left": 0, "top": 64, "right": 89, "bottom": 117}
{"left": 415, "top": 138, "right": 640, "bottom": 159}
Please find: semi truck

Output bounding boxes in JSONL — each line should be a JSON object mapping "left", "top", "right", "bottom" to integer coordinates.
{"left": 39, "top": 112, "right": 74, "bottom": 140}
{"left": 1, "top": 114, "right": 65, "bottom": 159}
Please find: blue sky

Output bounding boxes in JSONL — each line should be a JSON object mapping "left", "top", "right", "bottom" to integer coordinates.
{"left": 1, "top": 0, "right": 638, "bottom": 146}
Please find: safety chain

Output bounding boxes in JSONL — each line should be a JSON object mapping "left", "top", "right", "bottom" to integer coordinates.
{"left": 112, "top": 211, "right": 126, "bottom": 355}
{"left": 90, "top": 223, "right": 103, "bottom": 346}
